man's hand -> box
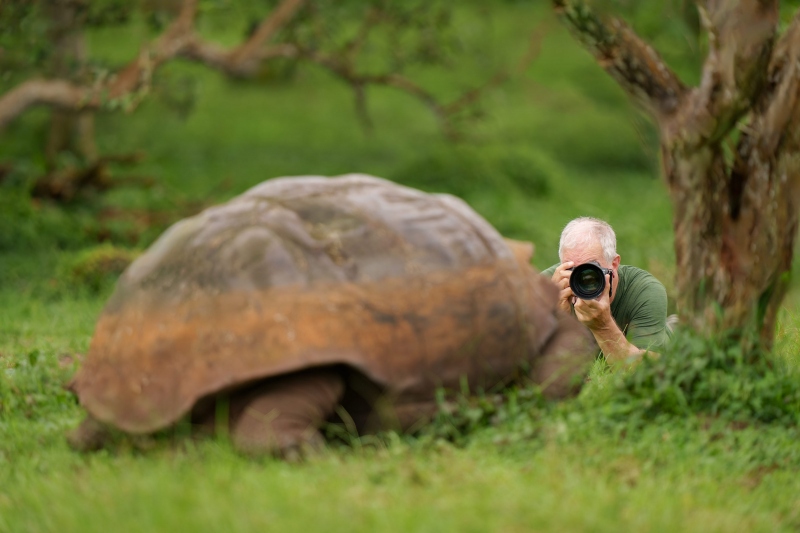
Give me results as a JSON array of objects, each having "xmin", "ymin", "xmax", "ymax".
[
  {"xmin": 550, "ymin": 261, "xmax": 576, "ymax": 314},
  {"xmin": 573, "ymin": 273, "xmax": 613, "ymax": 329}
]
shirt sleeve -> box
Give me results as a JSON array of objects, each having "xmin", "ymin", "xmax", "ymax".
[
  {"xmin": 624, "ymin": 279, "xmax": 671, "ymax": 351},
  {"xmin": 541, "ymin": 264, "xmax": 558, "ymax": 278}
]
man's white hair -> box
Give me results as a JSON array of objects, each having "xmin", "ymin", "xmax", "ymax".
[{"xmin": 558, "ymin": 217, "xmax": 617, "ymax": 264}]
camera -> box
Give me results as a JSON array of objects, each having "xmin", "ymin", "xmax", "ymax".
[{"xmin": 567, "ymin": 261, "xmax": 614, "ymax": 300}]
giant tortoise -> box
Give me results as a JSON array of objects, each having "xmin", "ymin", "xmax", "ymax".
[{"xmin": 68, "ymin": 174, "xmax": 596, "ymax": 456}]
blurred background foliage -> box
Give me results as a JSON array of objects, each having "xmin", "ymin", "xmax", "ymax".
[{"xmin": 1, "ymin": 0, "xmax": 798, "ymax": 308}]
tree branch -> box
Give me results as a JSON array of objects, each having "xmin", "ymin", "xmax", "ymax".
[
  {"xmin": 107, "ymin": 0, "xmax": 201, "ymax": 99},
  {"xmin": 686, "ymin": 0, "xmax": 778, "ymax": 143},
  {"xmin": 0, "ymin": 80, "xmax": 91, "ymax": 129},
  {"xmin": 752, "ymin": 10, "xmax": 800, "ymax": 155},
  {"xmin": 726, "ymin": 10, "xmax": 800, "ymax": 221},
  {"xmin": 552, "ymin": 0, "xmax": 686, "ymax": 120},
  {"xmin": 0, "ymin": 0, "xmax": 514, "ymax": 139},
  {"xmin": 213, "ymin": 0, "xmax": 306, "ymax": 76},
  {"xmin": 289, "ymin": 26, "xmax": 544, "ymax": 139},
  {"xmin": 0, "ymin": 0, "xmax": 305, "ymax": 130}
]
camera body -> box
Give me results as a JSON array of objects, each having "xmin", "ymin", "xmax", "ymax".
[{"xmin": 566, "ymin": 261, "xmax": 614, "ymax": 300}]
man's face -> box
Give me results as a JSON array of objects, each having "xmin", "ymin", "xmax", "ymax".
[{"xmin": 561, "ymin": 243, "xmax": 621, "ymax": 300}]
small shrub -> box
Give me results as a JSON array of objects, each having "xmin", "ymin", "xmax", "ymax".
[
  {"xmin": 0, "ymin": 183, "xmax": 90, "ymax": 251},
  {"xmin": 421, "ymin": 384, "xmax": 547, "ymax": 446},
  {"xmin": 0, "ymin": 348, "xmax": 77, "ymax": 420},
  {"xmin": 584, "ymin": 329, "xmax": 800, "ymax": 427},
  {"xmin": 59, "ymin": 244, "xmax": 139, "ymax": 292},
  {"xmin": 413, "ymin": 328, "xmax": 800, "ymax": 453}
]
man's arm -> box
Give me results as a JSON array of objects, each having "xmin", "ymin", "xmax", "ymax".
[
  {"xmin": 571, "ymin": 275, "xmax": 646, "ymax": 364},
  {"xmin": 584, "ymin": 276, "xmax": 671, "ymax": 364}
]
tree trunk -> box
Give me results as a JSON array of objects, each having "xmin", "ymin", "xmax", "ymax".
[
  {"xmin": 43, "ymin": 0, "xmax": 97, "ymax": 170},
  {"xmin": 663, "ymin": 131, "xmax": 799, "ymax": 350},
  {"xmin": 554, "ymin": 0, "xmax": 800, "ymax": 351}
]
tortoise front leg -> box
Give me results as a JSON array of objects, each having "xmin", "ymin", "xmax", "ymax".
[
  {"xmin": 532, "ymin": 311, "xmax": 597, "ymax": 399},
  {"xmin": 228, "ymin": 367, "xmax": 345, "ymax": 459},
  {"xmin": 67, "ymin": 415, "xmax": 111, "ymax": 452}
]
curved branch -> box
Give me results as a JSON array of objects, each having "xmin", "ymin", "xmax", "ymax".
[
  {"xmin": 107, "ymin": 0, "xmax": 200, "ymax": 99},
  {"xmin": 292, "ymin": 30, "xmax": 541, "ymax": 140},
  {"xmin": 553, "ymin": 0, "xmax": 779, "ymax": 149},
  {"xmin": 0, "ymin": 0, "xmax": 306, "ymax": 130},
  {"xmin": 226, "ymin": 0, "xmax": 305, "ymax": 73},
  {"xmin": 552, "ymin": 0, "xmax": 686, "ymax": 120},
  {"xmin": 0, "ymin": 0, "xmax": 509, "ymax": 140},
  {"xmin": 0, "ymin": 80, "xmax": 95, "ymax": 129},
  {"xmin": 180, "ymin": 41, "xmax": 299, "ymax": 76}
]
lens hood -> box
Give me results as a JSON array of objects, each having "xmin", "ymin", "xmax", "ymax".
[{"xmin": 569, "ymin": 261, "xmax": 607, "ymax": 300}]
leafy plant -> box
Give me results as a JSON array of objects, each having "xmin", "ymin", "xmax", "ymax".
[
  {"xmin": 0, "ymin": 181, "xmax": 91, "ymax": 251},
  {"xmin": 59, "ymin": 244, "xmax": 139, "ymax": 293},
  {"xmin": 419, "ymin": 383, "xmax": 547, "ymax": 447},
  {"xmin": 582, "ymin": 329, "xmax": 800, "ymax": 427}
]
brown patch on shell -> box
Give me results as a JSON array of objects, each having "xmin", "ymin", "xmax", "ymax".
[{"xmin": 72, "ymin": 260, "xmax": 559, "ymax": 433}]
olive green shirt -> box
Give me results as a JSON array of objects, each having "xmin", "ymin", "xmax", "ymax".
[{"xmin": 542, "ymin": 264, "xmax": 671, "ymax": 351}]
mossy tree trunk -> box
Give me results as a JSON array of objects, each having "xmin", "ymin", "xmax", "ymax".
[{"xmin": 554, "ymin": 0, "xmax": 800, "ymax": 351}]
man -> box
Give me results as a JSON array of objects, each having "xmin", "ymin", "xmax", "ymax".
[{"xmin": 543, "ymin": 217, "xmax": 672, "ymax": 364}]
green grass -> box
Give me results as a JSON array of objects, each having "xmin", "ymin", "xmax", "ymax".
[
  {"xmin": 3, "ymin": 432, "xmax": 800, "ymax": 533},
  {"xmin": 2, "ymin": 295, "xmax": 800, "ymax": 532},
  {"xmin": 2, "ymin": 2, "xmax": 800, "ymax": 531}
]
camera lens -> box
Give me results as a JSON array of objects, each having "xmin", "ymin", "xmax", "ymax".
[
  {"xmin": 578, "ymin": 269, "xmax": 602, "ymax": 292},
  {"xmin": 569, "ymin": 262, "xmax": 606, "ymax": 300}
]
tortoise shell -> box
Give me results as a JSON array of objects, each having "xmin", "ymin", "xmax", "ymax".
[{"xmin": 70, "ymin": 174, "xmax": 567, "ymax": 433}]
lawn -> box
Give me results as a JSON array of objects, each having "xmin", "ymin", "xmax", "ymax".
[{"xmin": 2, "ymin": 2, "xmax": 800, "ymax": 531}]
